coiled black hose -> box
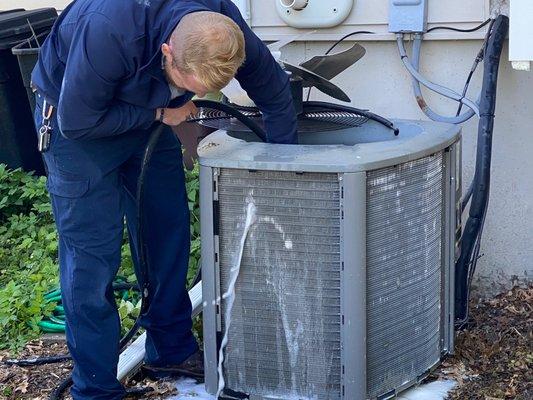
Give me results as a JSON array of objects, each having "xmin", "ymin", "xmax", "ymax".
[{"xmin": 455, "ymin": 15, "xmax": 508, "ymax": 324}]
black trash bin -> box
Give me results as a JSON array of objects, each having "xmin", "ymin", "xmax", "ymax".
[
  {"xmin": 12, "ymin": 31, "xmax": 49, "ymax": 116},
  {"xmin": 0, "ymin": 8, "xmax": 57, "ymax": 175}
]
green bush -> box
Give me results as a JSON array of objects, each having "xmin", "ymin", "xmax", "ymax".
[
  {"xmin": 0, "ymin": 164, "xmax": 202, "ymax": 352},
  {"xmin": 186, "ymin": 162, "xmax": 201, "ymax": 284},
  {"xmin": 0, "ymin": 166, "xmax": 58, "ymax": 351}
]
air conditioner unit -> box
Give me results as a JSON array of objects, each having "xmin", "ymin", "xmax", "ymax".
[{"xmin": 199, "ymin": 119, "xmax": 461, "ymax": 399}]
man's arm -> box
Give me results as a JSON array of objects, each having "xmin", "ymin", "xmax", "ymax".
[
  {"xmin": 222, "ymin": 1, "xmax": 298, "ymax": 144},
  {"xmin": 56, "ymin": 13, "xmax": 155, "ymax": 140}
]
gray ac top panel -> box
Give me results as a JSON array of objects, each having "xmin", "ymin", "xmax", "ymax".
[{"xmin": 198, "ymin": 119, "xmax": 461, "ymax": 173}]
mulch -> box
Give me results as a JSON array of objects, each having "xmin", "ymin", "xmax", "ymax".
[
  {"xmin": 0, "ymin": 286, "xmax": 531, "ymax": 399},
  {"xmin": 0, "ymin": 340, "xmax": 72, "ymax": 399},
  {"xmin": 0, "ymin": 340, "xmax": 178, "ymax": 400},
  {"xmin": 435, "ymin": 285, "xmax": 532, "ymax": 399}
]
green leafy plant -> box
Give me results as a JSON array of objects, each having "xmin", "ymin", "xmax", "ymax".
[
  {"xmin": 0, "ymin": 167, "xmax": 58, "ymax": 350},
  {"xmin": 0, "ymin": 163, "xmax": 203, "ymax": 351},
  {"xmin": 186, "ymin": 162, "xmax": 201, "ymax": 287},
  {"xmin": 0, "ymin": 164, "xmax": 51, "ymax": 222}
]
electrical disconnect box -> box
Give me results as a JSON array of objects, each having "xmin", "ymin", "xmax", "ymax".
[{"xmin": 389, "ymin": 0, "xmax": 428, "ymax": 33}]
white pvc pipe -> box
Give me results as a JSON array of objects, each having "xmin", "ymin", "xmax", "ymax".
[
  {"xmin": 117, "ymin": 281, "xmax": 204, "ymax": 381},
  {"xmin": 279, "ymin": 0, "xmax": 309, "ymax": 11}
]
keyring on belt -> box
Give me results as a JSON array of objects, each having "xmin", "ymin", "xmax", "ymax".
[{"xmin": 38, "ymin": 99, "xmax": 54, "ymax": 153}]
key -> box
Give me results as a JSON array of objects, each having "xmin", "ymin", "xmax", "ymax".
[{"xmin": 38, "ymin": 125, "xmax": 51, "ymax": 153}]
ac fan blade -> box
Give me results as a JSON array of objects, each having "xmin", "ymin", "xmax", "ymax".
[
  {"xmin": 300, "ymin": 44, "xmax": 366, "ymax": 80},
  {"xmin": 282, "ymin": 61, "xmax": 351, "ymax": 103}
]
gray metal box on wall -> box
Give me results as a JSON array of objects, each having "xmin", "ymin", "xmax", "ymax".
[
  {"xmin": 389, "ymin": 0, "xmax": 429, "ymax": 33},
  {"xmin": 199, "ymin": 119, "xmax": 461, "ymax": 399}
]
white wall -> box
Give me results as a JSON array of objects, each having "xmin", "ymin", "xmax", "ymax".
[
  {"xmin": 1, "ymin": 0, "xmax": 530, "ymax": 293},
  {"xmin": 252, "ymin": 0, "xmax": 491, "ymax": 41}
]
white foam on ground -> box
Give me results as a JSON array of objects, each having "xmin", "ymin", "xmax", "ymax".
[
  {"xmin": 169, "ymin": 378, "xmax": 214, "ymax": 399},
  {"xmin": 398, "ymin": 380, "xmax": 457, "ymax": 400},
  {"xmin": 170, "ymin": 379, "xmax": 456, "ymax": 400}
]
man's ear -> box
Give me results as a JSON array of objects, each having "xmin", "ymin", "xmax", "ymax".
[{"xmin": 161, "ymin": 43, "xmax": 172, "ymax": 58}]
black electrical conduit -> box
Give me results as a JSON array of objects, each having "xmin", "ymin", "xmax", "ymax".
[{"xmin": 455, "ymin": 15, "xmax": 508, "ymax": 324}]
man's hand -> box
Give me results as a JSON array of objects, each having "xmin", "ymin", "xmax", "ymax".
[{"xmin": 156, "ymin": 101, "xmax": 198, "ymax": 126}]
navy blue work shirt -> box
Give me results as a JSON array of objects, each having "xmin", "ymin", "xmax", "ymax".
[{"xmin": 31, "ymin": 0, "xmax": 297, "ymax": 144}]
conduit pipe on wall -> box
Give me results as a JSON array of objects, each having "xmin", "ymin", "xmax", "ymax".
[{"xmin": 455, "ymin": 15, "xmax": 509, "ymax": 323}]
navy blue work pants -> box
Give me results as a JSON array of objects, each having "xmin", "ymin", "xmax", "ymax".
[{"xmin": 34, "ymin": 93, "xmax": 198, "ymax": 399}]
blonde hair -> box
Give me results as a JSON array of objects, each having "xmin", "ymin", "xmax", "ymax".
[{"xmin": 170, "ymin": 12, "xmax": 246, "ymax": 92}]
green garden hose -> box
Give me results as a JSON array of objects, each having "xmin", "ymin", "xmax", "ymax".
[{"xmin": 37, "ymin": 277, "xmax": 140, "ymax": 333}]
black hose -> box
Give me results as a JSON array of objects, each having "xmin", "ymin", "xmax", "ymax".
[
  {"xmin": 119, "ymin": 319, "xmax": 143, "ymax": 350},
  {"xmin": 3, "ymin": 355, "xmax": 72, "ymax": 367},
  {"xmin": 49, "ymin": 378, "xmax": 153, "ymax": 400},
  {"xmin": 136, "ymin": 124, "xmax": 165, "ymax": 316},
  {"xmin": 49, "ymin": 377, "xmax": 73, "ymax": 400},
  {"xmin": 303, "ymin": 101, "xmax": 399, "ymax": 135},
  {"xmin": 455, "ymin": 15, "xmax": 508, "ymax": 324},
  {"xmin": 135, "ymin": 100, "xmax": 268, "ymax": 315},
  {"xmin": 193, "ymin": 100, "xmax": 268, "ymax": 142}
]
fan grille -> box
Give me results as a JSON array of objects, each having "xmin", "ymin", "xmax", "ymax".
[{"xmin": 192, "ymin": 108, "xmax": 369, "ymax": 133}]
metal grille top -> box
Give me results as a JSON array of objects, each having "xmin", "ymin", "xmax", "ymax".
[{"xmin": 192, "ymin": 108, "xmax": 369, "ymax": 133}]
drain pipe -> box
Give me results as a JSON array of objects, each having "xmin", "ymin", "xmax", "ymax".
[{"xmin": 455, "ymin": 15, "xmax": 509, "ymax": 323}]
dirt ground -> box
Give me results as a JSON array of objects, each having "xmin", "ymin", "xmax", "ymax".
[{"xmin": 0, "ymin": 285, "xmax": 531, "ymax": 400}]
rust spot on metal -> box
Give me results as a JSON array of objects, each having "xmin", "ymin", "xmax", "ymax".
[{"xmin": 416, "ymin": 96, "xmax": 428, "ymax": 111}]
